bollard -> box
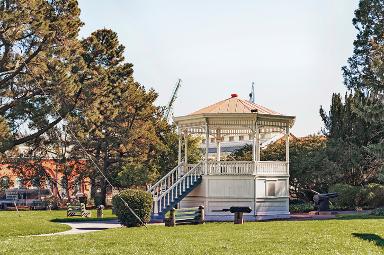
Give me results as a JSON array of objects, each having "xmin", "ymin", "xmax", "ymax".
[
  {"xmin": 165, "ymin": 208, "xmax": 176, "ymax": 227},
  {"xmin": 198, "ymin": 205, "xmax": 205, "ymax": 224},
  {"xmin": 97, "ymin": 205, "xmax": 104, "ymax": 219},
  {"xmin": 234, "ymin": 212, "xmax": 244, "ymax": 224}
]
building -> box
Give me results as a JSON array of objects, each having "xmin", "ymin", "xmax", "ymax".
[
  {"xmin": 148, "ymin": 93, "xmax": 295, "ymax": 221},
  {"xmin": 0, "ymin": 159, "xmax": 91, "ymax": 207}
]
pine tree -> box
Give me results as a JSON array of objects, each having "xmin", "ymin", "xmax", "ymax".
[
  {"xmin": 342, "ymin": 0, "xmax": 384, "ymax": 164},
  {"xmin": 69, "ymin": 29, "xmax": 163, "ymax": 205},
  {"xmin": 0, "ymin": 0, "xmax": 86, "ymax": 153}
]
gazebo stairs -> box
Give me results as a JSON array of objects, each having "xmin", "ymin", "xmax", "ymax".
[{"xmin": 148, "ymin": 162, "xmax": 203, "ymax": 221}]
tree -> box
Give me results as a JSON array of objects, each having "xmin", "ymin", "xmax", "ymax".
[
  {"xmin": 0, "ymin": 0, "xmax": 87, "ymax": 153},
  {"xmin": 342, "ymin": 0, "xmax": 384, "ymax": 167},
  {"xmin": 320, "ymin": 92, "xmax": 382, "ymax": 185},
  {"xmin": 68, "ymin": 29, "xmax": 164, "ymax": 205}
]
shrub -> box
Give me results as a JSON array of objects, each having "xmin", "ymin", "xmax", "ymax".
[
  {"xmin": 356, "ymin": 183, "xmax": 384, "ymax": 209},
  {"xmin": 329, "ymin": 184, "xmax": 360, "ymax": 209},
  {"xmin": 370, "ymin": 207, "xmax": 384, "ymax": 216},
  {"xmin": 112, "ymin": 189, "xmax": 152, "ymax": 227},
  {"xmin": 289, "ymin": 202, "xmax": 314, "ymax": 213},
  {"xmin": 43, "ymin": 196, "xmax": 60, "ymax": 210}
]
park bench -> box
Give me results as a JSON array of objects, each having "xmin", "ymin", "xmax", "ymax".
[
  {"xmin": 165, "ymin": 206, "xmax": 204, "ymax": 227},
  {"xmin": 66, "ymin": 203, "xmax": 91, "ymax": 218}
]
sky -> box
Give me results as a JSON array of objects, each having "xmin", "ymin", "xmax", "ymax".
[{"xmin": 78, "ymin": 0, "xmax": 360, "ymax": 136}]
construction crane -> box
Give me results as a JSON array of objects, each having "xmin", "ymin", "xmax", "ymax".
[
  {"xmin": 165, "ymin": 78, "xmax": 182, "ymax": 122},
  {"xmin": 249, "ymin": 82, "xmax": 255, "ymax": 103}
]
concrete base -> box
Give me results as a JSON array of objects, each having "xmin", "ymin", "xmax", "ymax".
[{"xmin": 205, "ymin": 213, "xmax": 290, "ymax": 222}]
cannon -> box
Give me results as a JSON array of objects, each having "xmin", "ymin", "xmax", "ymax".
[
  {"xmin": 214, "ymin": 206, "xmax": 252, "ymax": 224},
  {"xmin": 313, "ymin": 193, "xmax": 338, "ymax": 211}
]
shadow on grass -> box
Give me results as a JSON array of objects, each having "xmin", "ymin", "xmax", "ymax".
[
  {"xmin": 353, "ymin": 233, "xmax": 384, "ymax": 248},
  {"xmin": 51, "ymin": 217, "xmax": 117, "ymax": 223}
]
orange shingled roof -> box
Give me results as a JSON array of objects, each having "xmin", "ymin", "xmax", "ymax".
[{"xmin": 190, "ymin": 94, "xmax": 281, "ymax": 115}]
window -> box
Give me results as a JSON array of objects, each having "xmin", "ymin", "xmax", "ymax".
[
  {"xmin": 210, "ymin": 138, "xmax": 215, "ymax": 143},
  {"xmin": 266, "ymin": 181, "xmax": 276, "ymax": 197},
  {"xmin": 239, "ymin": 136, "xmax": 244, "ymax": 141},
  {"xmin": 202, "ymin": 139, "xmax": 206, "ymax": 144},
  {"xmin": 249, "ymin": 134, "xmax": 253, "ymax": 140},
  {"xmin": 229, "ymin": 136, "xmax": 234, "ymax": 142}
]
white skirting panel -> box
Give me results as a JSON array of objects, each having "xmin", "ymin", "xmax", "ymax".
[{"xmin": 180, "ymin": 174, "xmax": 290, "ymax": 221}]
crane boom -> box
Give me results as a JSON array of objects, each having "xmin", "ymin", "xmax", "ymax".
[{"xmin": 165, "ymin": 78, "xmax": 182, "ymax": 121}]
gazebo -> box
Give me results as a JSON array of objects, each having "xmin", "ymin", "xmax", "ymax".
[{"xmin": 148, "ymin": 93, "xmax": 295, "ymax": 221}]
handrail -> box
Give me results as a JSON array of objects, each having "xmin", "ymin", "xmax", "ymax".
[
  {"xmin": 147, "ymin": 163, "xmax": 183, "ymax": 194},
  {"xmin": 157, "ymin": 162, "xmax": 203, "ymax": 201}
]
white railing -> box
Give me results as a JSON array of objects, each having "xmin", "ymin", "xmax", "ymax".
[
  {"xmin": 148, "ymin": 163, "xmax": 183, "ymax": 197},
  {"xmin": 207, "ymin": 161, "xmax": 254, "ymax": 175},
  {"xmin": 205, "ymin": 161, "xmax": 288, "ymax": 176},
  {"xmin": 155, "ymin": 162, "xmax": 204, "ymax": 214},
  {"xmin": 256, "ymin": 161, "xmax": 288, "ymax": 175}
]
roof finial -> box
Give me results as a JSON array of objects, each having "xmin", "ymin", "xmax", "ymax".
[{"xmin": 231, "ymin": 93, "xmax": 238, "ymax": 98}]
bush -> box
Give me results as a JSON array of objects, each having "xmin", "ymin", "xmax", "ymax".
[
  {"xmin": 112, "ymin": 189, "xmax": 152, "ymax": 227},
  {"xmin": 289, "ymin": 202, "xmax": 314, "ymax": 213},
  {"xmin": 329, "ymin": 184, "xmax": 360, "ymax": 209},
  {"xmin": 370, "ymin": 207, "xmax": 384, "ymax": 216},
  {"xmin": 355, "ymin": 183, "xmax": 384, "ymax": 209}
]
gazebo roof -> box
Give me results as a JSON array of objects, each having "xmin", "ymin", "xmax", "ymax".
[
  {"xmin": 190, "ymin": 94, "xmax": 280, "ymax": 116},
  {"xmin": 174, "ymin": 93, "xmax": 295, "ymax": 132}
]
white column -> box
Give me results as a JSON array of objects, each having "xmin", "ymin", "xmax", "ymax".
[
  {"xmin": 216, "ymin": 129, "xmax": 221, "ymax": 161},
  {"xmin": 184, "ymin": 130, "xmax": 188, "ymax": 166},
  {"xmin": 178, "ymin": 129, "xmax": 182, "ymax": 165},
  {"xmin": 255, "ymin": 124, "xmax": 260, "ymax": 161},
  {"xmin": 285, "ymin": 126, "xmax": 290, "ymax": 162},
  {"xmin": 252, "ymin": 132, "xmax": 256, "ymax": 162},
  {"xmin": 205, "ymin": 123, "xmax": 209, "ymax": 175}
]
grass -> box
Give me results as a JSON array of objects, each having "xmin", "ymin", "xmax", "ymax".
[{"xmin": 1, "ymin": 211, "xmax": 384, "ymax": 254}]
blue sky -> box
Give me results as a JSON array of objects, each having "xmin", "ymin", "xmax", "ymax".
[{"xmin": 78, "ymin": 0, "xmax": 360, "ymax": 136}]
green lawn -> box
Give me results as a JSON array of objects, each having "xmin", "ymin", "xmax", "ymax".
[{"xmin": 1, "ymin": 211, "xmax": 384, "ymax": 254}]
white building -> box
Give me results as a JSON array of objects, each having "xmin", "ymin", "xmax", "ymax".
[{"xmin": 149, "ymin": 93, "xmax": 295, "ymax": 221}]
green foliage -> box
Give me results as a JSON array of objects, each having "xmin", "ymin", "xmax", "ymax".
[
  {"xmin": 230, "ymin": 135, "xmax": 333, "ymax": 200},
  {"xmin": 341, "ymin": 0, "xmax": 384, "ymax": 174},
  {"xmin": 370, "ymin": 207, "xmax": 384, "ymax": 216},
  {"xmin": 0, "ymin": 0, "xmax": 86, "ymax": 153},
  {"xmin": 355, "ymin": 183, "xmax": 384, "ymax": 209},
  {"xmin": 329, "ymin": 184, "xmax": 360, "ymax": 209},
  {"xmin": 112, "ymin": 189, "xmax": 152, "ymax": 227},
  {"xmin": 320, "ymin": 93, "xmax": 382, "ymax": 186},
  {"xmin": 289, "ymin": 202, "xmax": 314, "ymax": 213}
]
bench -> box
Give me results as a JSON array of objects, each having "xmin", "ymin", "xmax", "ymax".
[
  {"xmin": 165, "ymin": 206, "xmax": 204, "ymax": 227},
  {"xmin": 66, "ymin": 203, "xmax": 91, "ymax": 218}
]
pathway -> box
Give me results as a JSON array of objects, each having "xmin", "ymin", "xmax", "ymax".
[{"xmin": 35, "ymin": 220, "xmax": 122, "ymax": 236}]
